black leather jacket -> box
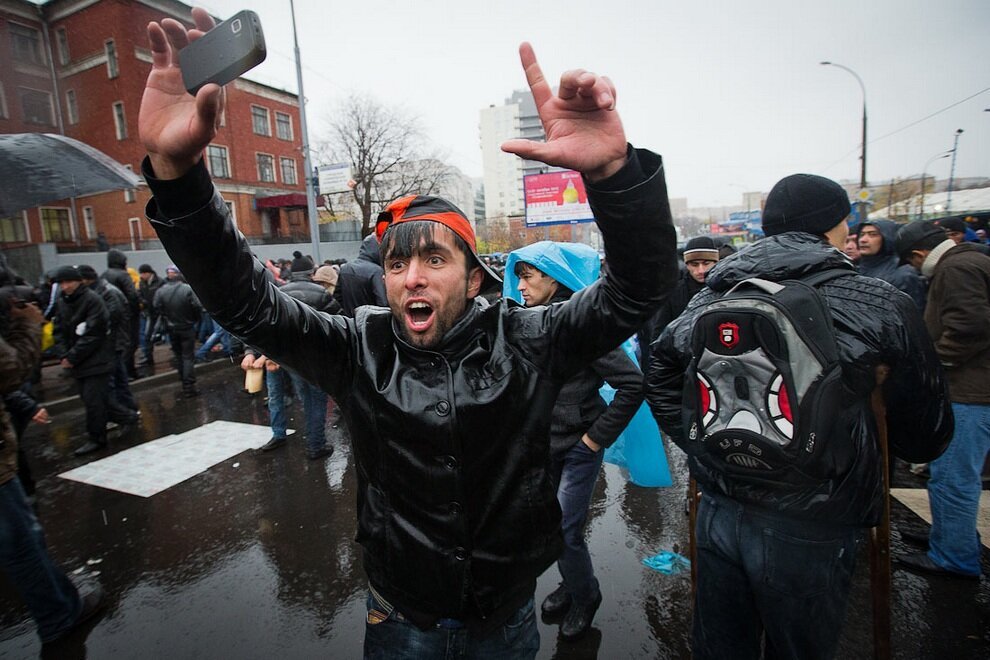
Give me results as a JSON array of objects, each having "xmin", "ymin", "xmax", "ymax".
[
  {"xmin": 333, "ymin": 233, "xmax": 388, "ymax": 316},
  {"xmin": 153, "ymin": 279, "xmax": 202, "ymax": 331},
  {"xmin": 647, "ymin": 232, "xmax": 953, "ymax": 527},
  {"xmin": 280, "ymin": 276, "xmax": 340, "ymax": 315},
  {"xmin": 145, "ymin": 148, "xmax": 677, "ymax": 628},
  {"xmin": 90, "ymin": 279, "xmax": 130, "ymax": 353}
]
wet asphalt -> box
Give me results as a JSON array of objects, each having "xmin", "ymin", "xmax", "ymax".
[{"xmin": 1, "ymin": 363, "xmax": 988, "ymax": 659}]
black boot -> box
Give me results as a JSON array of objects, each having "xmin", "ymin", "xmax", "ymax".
[
  {"xmin": 74, "ymin": 440, "xmax": 107, "ymax": 457},
  {"xmin": 560, "ymin": 592, "xmax": 602, "ymax": 640},
  {"xmin": 541, "ymin": 583, "xmax": 572, "ymax": 618}
]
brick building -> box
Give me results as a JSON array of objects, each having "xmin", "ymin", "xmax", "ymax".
[{"xmin": 0, "ymin": 0, "xmax": 309, "ymax": 252}]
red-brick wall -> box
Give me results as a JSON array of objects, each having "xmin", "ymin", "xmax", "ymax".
[{"xmin": 1, "ymin": 0, "xmax": 306, "ymax": 250}]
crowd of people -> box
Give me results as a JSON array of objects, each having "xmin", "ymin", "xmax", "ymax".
[{"xmin": 0, "ymin": 7, "xmax": 986, "ymax": 657}]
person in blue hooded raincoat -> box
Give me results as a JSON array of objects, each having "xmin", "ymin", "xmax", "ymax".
[{"xmin": 503, "ymin": 241, "xmax": 643, "ymax": 640}]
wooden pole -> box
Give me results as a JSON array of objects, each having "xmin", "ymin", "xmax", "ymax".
[{"xmin": 869, "ymin": 376, "xmax": 892, "ymax": 660}]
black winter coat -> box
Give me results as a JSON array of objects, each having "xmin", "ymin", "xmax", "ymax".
[
  {"xmin": 145, "ymin": 148, "xmax": 677, "ymax": 629},
  {"xmin": 55, "ymin": 287, "xmax": 113, "ymax": 378},
  {"xmin": 647, "ymin": 232, "xmax": 953, "ymax": 527},
  {"xmin": 102, "ymin": 254, "xmax": 140, "ymax": 315},
  {"xmin": 333, "ymin": 233, "xmax": 387, "ymax": 315},
  {"xmin": 547, "ymin": 290, "xmax": 644, "ymax": 456},
  {"xmin": 280, "ymin": 276, "xmax": 341, "ymax": 314}
]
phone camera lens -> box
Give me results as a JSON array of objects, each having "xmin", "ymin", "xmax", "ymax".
[{"xmin": 231, "ymin": 18, "xmax": 242, "ymax": 33}]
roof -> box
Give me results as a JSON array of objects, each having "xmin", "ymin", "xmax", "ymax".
[{"xmin": 869, "ymin": 186, "xmax": 990, "ymax": 219}]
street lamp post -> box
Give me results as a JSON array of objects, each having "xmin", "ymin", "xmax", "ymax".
[
  {"xmin": 946, "ymin": 129, "xmax": 964, "ymax": 216},
  {"xmin": 821, "ymin": 61, "xmax": 867, "ymax": 220},
  {"xmin": 290, "ymin": 0, "xmax": 321, "ymax": 263},
  {"xmin": 918, "ymin": 151, "xmax": 950, "ymax": 221}
]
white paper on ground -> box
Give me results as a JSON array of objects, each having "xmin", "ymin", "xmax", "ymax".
[{"xmin": 58, "ymin": 421, "xmax": 291, "ymax": 498}]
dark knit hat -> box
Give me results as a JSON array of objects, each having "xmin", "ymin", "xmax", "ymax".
[
  {"xmin": 53, "ymin": 265, "xmax": 82, "ymax": 282},
  {"xmin": 762, "ymin": 174, "xmax": 851, "ymax": 237},
  {"xmin": 290, "ymin": 254, "xmax": 314, "ymax": 274},
  {"xmin": 934, "ymin": 217, "xmax": 966, "ymax": 234},
  {"xmin": 77, "ymin": 264, "xmax": 99, "ymax": 281},
  {"xmin": 138, "ymin": 263, "xmax": 154, "ymax": 274},
  {"xmin": 895, "ymin": 222, "xmax": 946, "ymax": 264},
  {"xmin": 683, "ymin": 236, "xmax": 720, "ymax": 262}
]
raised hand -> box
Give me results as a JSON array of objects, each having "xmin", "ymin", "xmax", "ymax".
[
  {"xmin": 140, "ymin": 7, "xmax": 224, "ymax": 179},
  {"xmin": 501, "ymin": 43, "xmax": 628, "ymax": 182}
]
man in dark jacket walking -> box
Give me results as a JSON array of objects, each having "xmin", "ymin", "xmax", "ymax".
[
  {"xmin": 52, "ymin": 266, "xmax": 117, "ymax": 456},
  {"xmin": 78, "ymin": 266, "xmax": 139, "ymax": 423},
  {"xmin": 857, "ymin": 219, "xmax": 927, "ymax": 311},
  {"xmin": 253, "ymin": 254, "xmax": 338, "ymax": 460},
  {"xmin": 647, "ymin": 174, "xmax": 953, "ymax": 659},
  {"xmin": 505, "ymin": 242, "xmax": 644, "ymax": 640},
  {"xmin": 139, "ymin": 12, "xmax": 676, "ymax": 656},
  {"xmin": 896, "ymin": 222, "xmax": 990, "ymax": 580},
  {"xmin": 137, "ymin": 264, "xmax": 163, "ymax": 371},
  {"xmin": 333, "ymin": 233, "xmax": 387, "ymax": 315},
  {"xmin": 102, "ymin": 250, "xmax": 141, "ymax": 379},
  {"xmin": 153, "ymin": 266, "xmax": 202, "ymax": 398}
]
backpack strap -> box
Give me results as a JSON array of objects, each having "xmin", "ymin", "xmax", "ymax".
[{"xmin": 800, "ymin": 268, "xmax": 854, "ymax": 288}]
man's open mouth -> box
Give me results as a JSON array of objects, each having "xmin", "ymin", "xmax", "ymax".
[{"xmin": 405, "ymin": 300, "xmax": 435, "ymax": 332}]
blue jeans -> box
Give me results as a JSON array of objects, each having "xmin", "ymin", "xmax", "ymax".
[
  {"xmin": 692, "ymin": 491, "xmax": 858, "ymax": 660},
  {"xmin": 195, "ymin": 319, "xmax": 232, "ymax": 360},
  {"xmin": 267, "ymin": 368, "xmax": 328, "ymax": 452},
  {"xmin": 550, "ymin": 439, "xmax": 604, "ymax": 603},
  {"xmin": 266, "ymin": 369, "xmax": 290, "ymax": 439},
  {"xmin": 927, "ymin": 402, "xmax": 990, "ymax": 576},
  {"xmin": 363, "ymin": 590, "xmax": 539, "ymax": 660},
  {"xmin": 0, "ymin": 478, "xmax": 81, "ymax": 642}
]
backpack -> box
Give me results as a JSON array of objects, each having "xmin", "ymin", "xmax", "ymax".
[{"xmin": 681, "ymin": 270, "xmax": 852, "ymax": 486}]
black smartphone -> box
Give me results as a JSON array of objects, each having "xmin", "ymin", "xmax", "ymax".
[{"xmin": 179, "ymin": 10, "xmax": 267, "ymax": 95}]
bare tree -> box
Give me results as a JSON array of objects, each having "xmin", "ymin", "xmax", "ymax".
[{"xmin": 318, "ymin": 94, "xmax": 452, "ymax": 237}]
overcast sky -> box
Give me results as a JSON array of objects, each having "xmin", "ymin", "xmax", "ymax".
[{"xmin": 192, "ymin": 0, "xmax": 989, "ymax": 207}]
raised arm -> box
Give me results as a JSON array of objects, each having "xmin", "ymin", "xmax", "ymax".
[{"xmin": 501, "ymin": 43, "xmax": 627, "ymax": 182}]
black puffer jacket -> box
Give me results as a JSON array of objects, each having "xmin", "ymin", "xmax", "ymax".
[
  {"xmin": 333, "ymin": 233, "xmax": 387, "ymax": 315},
  {"xmin": 153, "ymin": 279, "xmax": 202, "ymax": 331},
  {"xmin": 145, "ymin": 148, "xmax": 677, "ymax": 628},
  {"xmin": 90, "ymin": 279, "xmax": 130, "ymax": 353},
  {"xmin": 647, "ymin": 232, "xmax": 953, "ymax": 527},
  {"xmin": 857, "ymin": 220, "xmax": 927, "ymax": 311},
  {"xmin": 54, "ymin": 286, "xmax": 113, "ymax": 378}
]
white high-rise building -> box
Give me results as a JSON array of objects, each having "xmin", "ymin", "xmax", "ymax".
[{"xmin": 479, "ymin": 91, "xmax": 546, "ymax": 220}]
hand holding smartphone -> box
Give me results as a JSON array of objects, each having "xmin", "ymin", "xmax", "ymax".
[{"xmin": 179, "ymin": 10, "xmax": 267, "ymax": 95}]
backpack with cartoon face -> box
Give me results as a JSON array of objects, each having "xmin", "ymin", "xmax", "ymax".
[{"xmin": 681, "ymin": 270, "xmax": 853, "ymax": 486}]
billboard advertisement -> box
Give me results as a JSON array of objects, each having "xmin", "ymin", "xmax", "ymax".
[
  {"xmin": 318, "ymin": 162, "xmax": 353, "ymax": 194},
  {"xmin": 523, "ymin": 170, "xmax": 595, "ymax": 227}
]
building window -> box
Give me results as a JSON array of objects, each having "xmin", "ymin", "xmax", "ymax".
[
  {"xmin": 123, "ymin": 164, "xmax": 136, "ymax": 203},
  {"xmin": 251, "ymin": 105, "xmax": 270, "ymax": 136},
  {"xmin": 207, "ymin": 145, "xmax": 230, "ymax": 178},
  {"xmin": 41, "ymin": 208, "xmax": 72, "ymax": 242},
  {"xmin": 56, "ymin": 28, "xmax": 70, "ymax": 65},
  {"xmin": 10, "ymin": 23, "xmax": 44, "ymax": 65},
  {"xmin": 256, "ymin": 153, "xmax": 275, "ymax": 182},
  {"xmin": 82, "ymin": 206, "xmax": 96, "ymax": 238},
  {"xmin": 0, "ymin": 215, "xmax": 28, "ymax": 243},
  {"xmin": 224, "ymin": 201, "xmax": 237, "ymax": 228},
  {"xmin": 275, "ymin": 112, "xmax": 293, "ymax": 140},
  {"xmin": 65, "ymin": 89, "xmax": 78, "ymax": 124},
  {"xmin": 113, "ymin": 102, "xmax": 127, "ymax": 139},
  {"xmin": 105, "ymin": 40, "xmax": 118, "ymax": 78},
  {"xmin": 280, "ymin": 157, "xmax": 297, "ymax": 185},
  {"xmin": 19, "ymin": 88, "xmax": 54, "ymax": 126}
]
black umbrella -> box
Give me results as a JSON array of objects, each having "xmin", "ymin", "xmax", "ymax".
[{"xmin": 0, "ymin": 133, "xmax": 141, "ymax": 216}]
